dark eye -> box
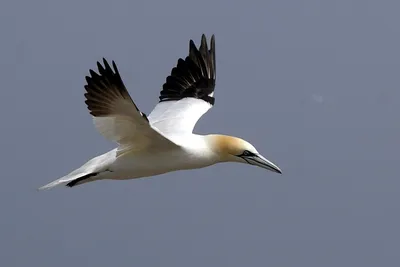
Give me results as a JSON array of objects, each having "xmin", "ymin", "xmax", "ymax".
[
  {"xmin": 237, "ymin": 150, "xmax": 254, "ymax": 157},
  {"xmin": 243, "ymin": 150, "xmax": 253, "ymax": 156}
]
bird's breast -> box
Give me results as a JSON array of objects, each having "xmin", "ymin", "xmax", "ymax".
[{"xmin": 111, "ymin": 148, "xmax": 217, "ymax": 179}]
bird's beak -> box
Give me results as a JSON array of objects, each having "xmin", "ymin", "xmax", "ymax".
[{"xmin": 243, "ymin": 154, "xmax": 282, "ymax": 174}]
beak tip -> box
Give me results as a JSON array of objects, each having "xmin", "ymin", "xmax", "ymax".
[{"xmin": 245, "ymin": 154, "xmax": 282, "ymax": 175}]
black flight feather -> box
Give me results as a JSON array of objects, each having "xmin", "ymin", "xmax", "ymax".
[{"xmin": 159, "ymin": 34, "xmax": 216, "ymax": 105}]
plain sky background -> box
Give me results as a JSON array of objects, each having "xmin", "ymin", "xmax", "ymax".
[{"xmin": 2, "ymin": 0, "xmax": 400, "ymax": 266}]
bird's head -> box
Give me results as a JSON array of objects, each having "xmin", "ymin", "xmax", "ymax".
[{"xmin": 206, "ymin": 134, "xmax": 282, "ymax": 174}]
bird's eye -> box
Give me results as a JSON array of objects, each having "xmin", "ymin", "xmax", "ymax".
[
  {"xmin": 243, "ymin": 150, "xmax": 252, "ymax": 156},
  {"xmin": 237, "ymin": 150, "xmax": 254, "ymax": 157}
]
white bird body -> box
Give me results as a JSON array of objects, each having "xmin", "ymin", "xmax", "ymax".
[
  {"xmin": 41, "ymin": 135, "xmax": 218, "ymax": 189},
  {"xmin": 39, "ymin": 34, "xmax": 281, "ymax": 190},
  {"xmin": 109, "ymin": 134, "xmax": 219, "ymax": 177}
]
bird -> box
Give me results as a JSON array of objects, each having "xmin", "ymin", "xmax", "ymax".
[{"xmin": 38, "ymin": 34, "xmax": 282, "ymax": 190}]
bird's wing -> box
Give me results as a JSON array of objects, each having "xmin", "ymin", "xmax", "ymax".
[
  {"xmin": 148, "ymin": 34, "xmax": 216, "ymax": 135},
  {"xmin": 84, "ymin": 58, "xmax": 179, "ymax": 156}
]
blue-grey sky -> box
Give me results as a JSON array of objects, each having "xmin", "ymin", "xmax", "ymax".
[{"xmin": 2, "ymin": 0, "xmax": 400, "ymax": 266}]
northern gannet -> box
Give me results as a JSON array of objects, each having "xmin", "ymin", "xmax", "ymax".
[{"xmin": 39, "ymin": 34, "xmax": 282, "ymax": 190}]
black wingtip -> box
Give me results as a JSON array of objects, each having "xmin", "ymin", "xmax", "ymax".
[
  {"xmin": 210, "ymin": 35, "xmax": 216, "ymax": 77},
  {"xmin": 160, "ymin": 34, "xmax": 216, "ymax": 105},
  {"xmin": 96, "ymin": 61, "xmax": 105, "ymax": 74},
  {"xmin": 189, "ymin": 39, "xmax": 196, "ymax": 52},
  {"xmin": 200, "ymin": 34, "xmax": 208, "ymax": 51},
  {"xmin": 112, "ymin": 60, "xmax": 119, "ymax": 74},
  {"xmin": 102, "ymin": 59, "xmax": 113, "ymax": 74}
]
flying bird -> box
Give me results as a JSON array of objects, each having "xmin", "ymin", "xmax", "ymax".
[{"xmin": 39, "ymin": 34, "xmax": 282, "ymax": 190}]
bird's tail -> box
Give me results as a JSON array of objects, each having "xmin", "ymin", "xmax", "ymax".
[
  {"xmin": 38, "ymin": 150, "xmax": 116, "ymax": 190},
  {"xmin": 38, "ymin": 172, "xmax": 99, "ymax": 190}
]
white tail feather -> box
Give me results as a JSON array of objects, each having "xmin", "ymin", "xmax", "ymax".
[{"xmin": 38, "ymin": 149, "xmax": 116, "ymax": 190}]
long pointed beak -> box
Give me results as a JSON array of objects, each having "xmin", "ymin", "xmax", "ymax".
[{"xmin": 246, "ymin": 154, "xmax": 282, "ymax": 174}]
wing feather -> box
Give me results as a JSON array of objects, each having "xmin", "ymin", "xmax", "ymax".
[
  {"xmin": 84, "ymin": 58, "xmax": 178, "ymax": 154},
  {"xmin": 149, "ymin": 98, "xmax": 211, "ymax": 135},
  {"xmin": 150, "ymin": 34, "xmax": 216, "ymax": 135}
]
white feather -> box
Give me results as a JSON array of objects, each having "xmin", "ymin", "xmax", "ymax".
[{"xmin": 148, "ymin": 98, "xmax": 212, "ymax": 135}]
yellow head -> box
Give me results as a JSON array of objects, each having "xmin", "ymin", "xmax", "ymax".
[{"xmin": 205, "ymin": 134, "xmax": 282, "ymax": 174}]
